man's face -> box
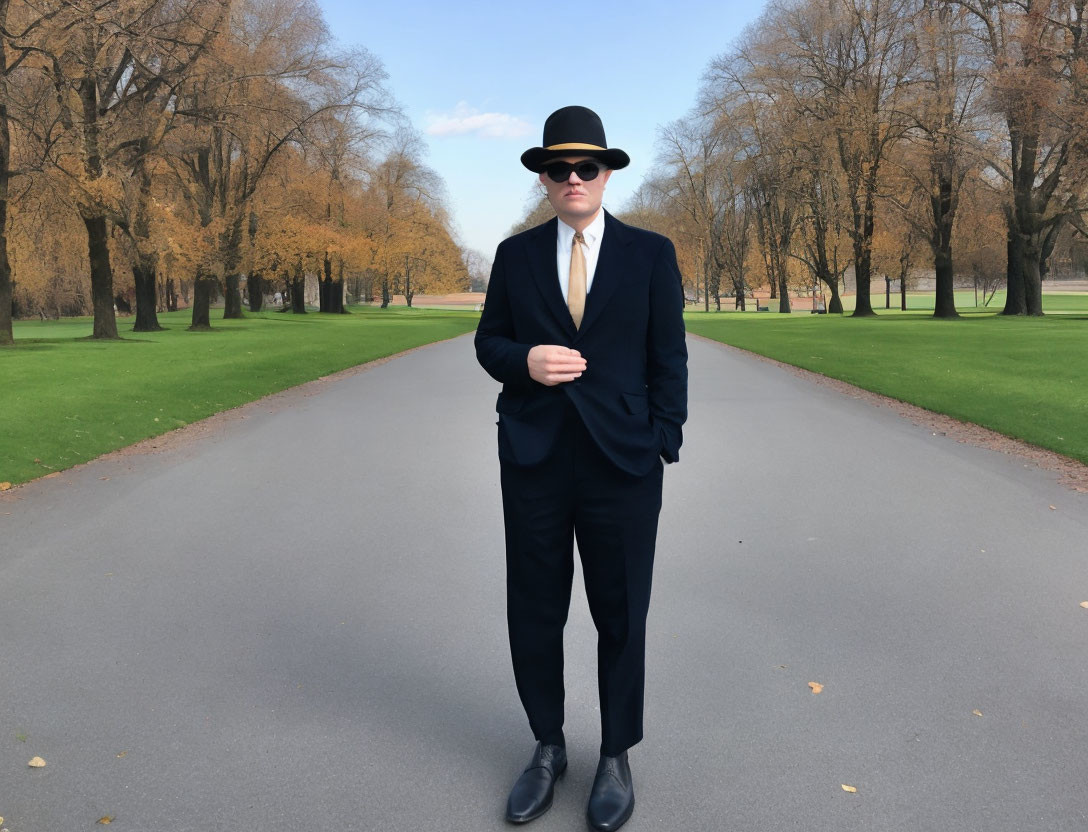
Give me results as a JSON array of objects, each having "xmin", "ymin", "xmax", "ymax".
[{"xmin": 538, "ymin": 155, "xmax": 612, "ymax": 228}]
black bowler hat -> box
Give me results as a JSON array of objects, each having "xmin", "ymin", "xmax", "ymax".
[{"xmin": 521, "ymin": 106, "xmax": 630, "ymax": 173}]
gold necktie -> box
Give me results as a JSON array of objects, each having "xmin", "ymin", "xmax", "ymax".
[{"xmin": 568, "ymin": 231, "xmax": 586, "ymax": 329}]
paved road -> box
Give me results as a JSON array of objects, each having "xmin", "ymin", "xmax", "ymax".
[{"xmin": 2, "ymin": 334, "xmax": 1087, "ymax": 832}]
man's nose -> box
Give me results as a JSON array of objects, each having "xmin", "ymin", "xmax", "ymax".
[{"xmin": 568, "ymin": 170, "xmax": 583, "ymax": 184}]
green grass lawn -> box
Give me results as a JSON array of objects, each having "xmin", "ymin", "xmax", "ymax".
[
  {"xmin": 0, "ymin": 306, "xmax": 478, "ymax": 486},
  {"xmin": 685, "ymin": 309, "xmax": 1088, "ymax": 466}
]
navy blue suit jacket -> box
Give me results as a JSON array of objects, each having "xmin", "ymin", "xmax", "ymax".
[{"xmin": 475, "ymin": 211, "xmax": 688, "ymax": 477}]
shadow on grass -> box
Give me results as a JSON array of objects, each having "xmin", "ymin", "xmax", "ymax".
[
  {"xmin": 2, "ymin": 340, "xmax": 62, "ymax": 350},
  {"xmin": 77, "ymin": 334, "xmax": 158, "ymax": 343}
]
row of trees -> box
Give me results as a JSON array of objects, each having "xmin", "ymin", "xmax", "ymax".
[
  {"xmin": 614, "ymin": 0, "xmax": 1088, "ymax": 317},
  {"xmin": 0, "ymin": 0, "xmax": 473, "ymax": 346}
]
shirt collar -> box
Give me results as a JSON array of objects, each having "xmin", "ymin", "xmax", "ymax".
[{"xmin": 558, "ymin": 209, "xmax": 606, "ymax": 248}]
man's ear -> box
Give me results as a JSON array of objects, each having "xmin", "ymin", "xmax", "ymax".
[
  {"xmin": 601, "ymin": 169, "xmax": 612, "ymax": 188},
  {"xmin": 538, "ymin": 172, "xmax": 548, "ymax": 186}
]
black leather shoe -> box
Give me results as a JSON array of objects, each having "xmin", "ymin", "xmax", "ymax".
[
  {"xmin": 505, "ymin": 742, "xmax": 567, "ymax": 824},
  {"xmin": 586, "ymin": 750, "xmax": 634, "ymax": 831}
]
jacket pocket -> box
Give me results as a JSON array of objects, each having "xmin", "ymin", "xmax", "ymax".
[
  {"xmin": 621, "ymin": 391, "xmax": 649, "ymax": 414},
  {"xmin": 496, "ymin": 392, "xmax": 526, "ymax": 415}
]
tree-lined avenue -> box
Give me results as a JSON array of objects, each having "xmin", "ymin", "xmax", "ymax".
[{"xmin": 1, "ymin": 335, "xmax": 1086, "ymax": 830}]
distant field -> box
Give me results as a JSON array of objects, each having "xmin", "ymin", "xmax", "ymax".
[
  {"xmin": 737, "ymin": 289, "xmax": 1088, "ymax": 314},
  {"xmin": 684, "ymin": 310, "xmax": 1088, "ymax": 466},
  {"xmin": 0, "ymin": 307, "xmax": 478, "ymax": 486}
]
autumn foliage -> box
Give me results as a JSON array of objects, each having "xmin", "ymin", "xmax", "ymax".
[{"xmin": 0, "ymin": 0, "xmax": 467, "ymax": 345}]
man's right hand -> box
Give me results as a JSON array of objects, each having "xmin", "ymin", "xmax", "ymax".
[{"xmin": 527, "ymin": 345, "xmax": 587, "ymax": 386}]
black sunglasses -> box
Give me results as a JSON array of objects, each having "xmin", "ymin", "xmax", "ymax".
[{"xmin": 543, "ymin": 161, "xmax": 605, "ymax": 183}]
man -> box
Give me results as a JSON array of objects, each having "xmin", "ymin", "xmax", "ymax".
[{"xmin": 475, "ymin": 105, "xmax": 687, "ymax": 831}]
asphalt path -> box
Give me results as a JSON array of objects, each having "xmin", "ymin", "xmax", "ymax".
[{"xmin": 2, "ymin": 333, "xmax": 1087, "ymax": 832}]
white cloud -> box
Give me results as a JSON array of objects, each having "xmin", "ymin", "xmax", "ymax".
[{"xmin": 425, "ymin": 102, "xmax": 534, "ymax": 139}]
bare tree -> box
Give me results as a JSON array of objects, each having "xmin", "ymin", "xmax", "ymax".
[{"xmin": 954, "ymin": 0, "xmax": 1088, "ymax": 316}]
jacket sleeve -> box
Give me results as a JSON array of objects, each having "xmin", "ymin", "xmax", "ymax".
[
  {"xmin": 475, "ymin": 239, "xmax": 534, "ymax": 391},
  {"xmin": 647, "ymin": 237, "xmax": 688, "ymax": 463}
]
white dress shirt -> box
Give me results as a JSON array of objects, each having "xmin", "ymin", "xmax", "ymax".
[{"xmin": 556, "ymin": 210, "xmax": 605, "ymax": 303}]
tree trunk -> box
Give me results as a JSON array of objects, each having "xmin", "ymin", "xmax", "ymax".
[
  {"xmin": 777, "ymin": 272, "xmax": 791, "ymax": 313},
  {"xmin": 319, "ymin": 254, "xmax": 333, "ymax": 312},
  {"xmin": 0, "ymin": 188, "xmax": 10, "ymax": 346},
  {"xmin": 827, "ymin": 281, "xmax": 843, "ymax": 314},
  {"xmin": 223, "ymin": 272, "xmax": 243, "ymax": 318},
  {"xmin": 381, "ymin": 277, "xmax": 390, "ymax": 308},
  {"xmin": 851, "ymin": 236, "xmax": 876, "ymax": 317},
  {"xmin": 818, "ymin": 272, "xmax": 844, "ymax": 314},
  {"xmin": 75, "ymin": 25, "xmax": 119, "ymax": 341},
  {"xmin": 333, "ymin": 259, "xmax": 347, "ymax": 313},
  {"xmin": 0, "ymin": 239, "xmax": 11, "ymax": 345},
  {"xmin": 1002, "ymin": 219, "xmax": 1027, "ymax": 316},
  {"xmin": 291, "ymin": 273, "xmax": 306, "ymax": 314},
  {"xmin": 84, "ymin": 214, "xmax": 119, "ymax": 338},
  {"xmin": 189, "ymin": 272, "xmax": 214, "ymax": 329},
  {"xmin": 0, "ymin": 38, "xmax": 12, "ymax": 346},
  {"xmin": 1022, "ymin": 245, "xmax": 1044, "ymax": 316},
  {"xmin": 932, "ymin": 247, "xmax": 958, "ymax": 318},
  {"xmin": 248, "ymin": 272, "xmax": 263, "ymax": 312},
  {"xmin": 132, "ymin": 259, "xmax": 163, "ymax": 331},
  {"xmin": 166, "ymin": 277, "xmax": 178, "ymax": 312}
]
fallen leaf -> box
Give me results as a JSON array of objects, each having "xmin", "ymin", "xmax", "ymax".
[
  {"xmin": 28, "ymin": 756, "xmax": 46, "ymax": 767},
  {"xmin": 1080, "ymin": 602, "xmax": 1088, "ymax": 609},
  {"xmin": 808, "ymin": 682, "xmax": 824, "ymax": 694},
  {"xmin": 972, "ymin": 709, "xmax": 983, "ymax": 717},
  {"xmin": 841, "ymin": 784, "xmax": 857, "ymax": 793},
  {"xmin": 116, "ymin": 751, "xmax": 127, "ymax": 758},
  {"xmin": 778, "ymin": 665, "xmax": 789, "ymax": 669},
  {"xmin": 0, "ymin": 482, "xmax": 11, "ymax": 491},
  {"xmin": 1049, "ymin": 505, "xmax": 1057, "ymax": 511},
  {"xmin": 97, "ymin": 816, "xmax": 114, "ymax": 825},
  {"xmin": 99, "ymin": 476, "xmax": 110, "ymax": 481}
]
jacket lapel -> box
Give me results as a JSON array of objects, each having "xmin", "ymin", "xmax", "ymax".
[
  {"xmin": 577, "ymin": 211, "xmax": 630, "ymax": 337},
  {"xmin": 526, "ymin": 217, "xmax": 577, "ymax": 338}
]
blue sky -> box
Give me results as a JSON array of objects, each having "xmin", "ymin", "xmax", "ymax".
[{"xmin": 315, "ymin": 0, "xmax": 765, "ymax": 258}]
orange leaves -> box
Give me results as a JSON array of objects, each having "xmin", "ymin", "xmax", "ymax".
[
  {"xmin": 808, "ymin": 681, "xmax": 824, "ymax": 694},
  {"xmin": 28, "ymin": 756, "xmax": 46, "ymax": 767}
]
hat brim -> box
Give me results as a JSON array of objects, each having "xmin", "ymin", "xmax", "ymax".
[{"xmin": 521, "ymin": 146, "xmax": 630, "ymax": 173}]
